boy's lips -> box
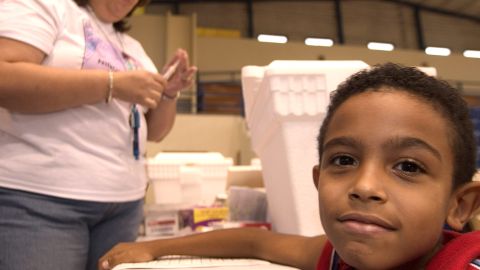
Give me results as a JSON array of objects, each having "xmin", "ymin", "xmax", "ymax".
[{"xmin": 338, "ymin": 213, "xmax": 397, "ymax": 234}]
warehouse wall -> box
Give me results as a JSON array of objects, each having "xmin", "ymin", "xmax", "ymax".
[{"xmin": 146, "ymin": 1, "xmax": 480, "ymax": 53}]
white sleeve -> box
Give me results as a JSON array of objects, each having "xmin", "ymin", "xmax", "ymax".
[{"xmin": 0, "ymin": 0, "xmax": 64, "ymax": 54}]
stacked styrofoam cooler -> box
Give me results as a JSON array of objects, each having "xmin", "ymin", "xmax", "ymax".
[
  {"xmin": 241, "ymin": 60, "xmax": 369, "ymax": 236},
  {"xmin": 147, "ymin": 152, "xmax": 234, "ymax": 206}
]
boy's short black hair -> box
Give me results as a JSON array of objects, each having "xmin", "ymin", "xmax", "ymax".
[{"xmin": 317, "ymin": 63, "xmax": 477, "ymax": 189}]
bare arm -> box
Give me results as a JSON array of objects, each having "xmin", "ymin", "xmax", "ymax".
[
  {"xmin": 0, "ymin": 38, "xmax": 167, "ymax": 114},
  {"xmin": 99, "ymin": 228, "xmax": 326, "ymax": 270},
  {"xmin": 146, "ymin": 49, "xmax": 197, "ymax": 141}
]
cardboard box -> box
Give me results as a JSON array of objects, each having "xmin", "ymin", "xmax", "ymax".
[{"xmin": 179, "ymin": 206, "xmax": 229, "ymax": 231}]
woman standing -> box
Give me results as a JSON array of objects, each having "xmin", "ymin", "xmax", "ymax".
[{"xmin": 0, "ymin": 0, "xmax": 196, "ymax": 269}]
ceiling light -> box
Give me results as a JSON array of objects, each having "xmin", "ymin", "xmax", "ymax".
[
  {"xmin": 257, "ymin": 34, "xmax": 287, "ymax": 44},
  {"xmin": 425, "ymin": 47, "xmax": 451, "ymax": 56},
  {"xmin": 367, "ymin": 42, "xmax": 394, "ymax": 51},
  {"xmin": 305, "ymin": 38, "xmax": 333, "ymax": 47},
  {"xmin": 463, "ymin": 50, "xmax": 480, "ymax": 59}
]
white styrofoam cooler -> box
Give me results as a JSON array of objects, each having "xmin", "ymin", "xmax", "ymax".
[
  {"xmin": 241, "ymin": 60, "xmax": 369, "ymax": 236},
  {"xmin": 148, "ymin": 152, "xmax": 233, "ymax": 206}
]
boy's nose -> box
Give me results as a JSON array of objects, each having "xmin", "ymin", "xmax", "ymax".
[{"xmin": 348, "ymin": 165, "xmax": 387, "ymax": 203}]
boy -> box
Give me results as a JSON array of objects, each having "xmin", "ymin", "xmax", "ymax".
[{"xmin": 99, "ymin": 63, "xmax": 480, "ymax": 270}]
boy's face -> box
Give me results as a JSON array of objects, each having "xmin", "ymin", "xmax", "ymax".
[{"xmin": 314, "ymin": 90, "xmax": 455, "ymax": 269}]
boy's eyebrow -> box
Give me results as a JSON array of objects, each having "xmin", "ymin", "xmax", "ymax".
[
  {"xmin": 322, "ymin": 136, "xmax": 442, "ymax": 161},
  {"xmin": 323, "ymin": 137, "xmax": 359, "ymax": 151},
  {"xmin": 384, "ymin": 136, "xmax": 442, "ymax": 161}
]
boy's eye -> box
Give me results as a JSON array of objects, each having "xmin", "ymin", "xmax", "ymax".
[
  {"xmin": 331, "ymin": 155, "xmax": 357, "ymax": 166},
  {"xmin": 394, "ymin": 160, "xmax": 425, "ymax": 174}
]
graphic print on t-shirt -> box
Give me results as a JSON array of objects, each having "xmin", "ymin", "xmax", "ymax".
[{"xmin": 82, "ymin": 21, "xmax": 140, "ymax": 71}]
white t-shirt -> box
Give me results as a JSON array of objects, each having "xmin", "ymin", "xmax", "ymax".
[{"xmin": 0, "ymin": 0, "xmax": 158, "ymax": 202}]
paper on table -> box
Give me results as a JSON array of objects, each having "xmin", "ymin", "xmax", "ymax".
[{"xmin": 112, "ymin": 255, "xmax": 298, "ymax": 270}]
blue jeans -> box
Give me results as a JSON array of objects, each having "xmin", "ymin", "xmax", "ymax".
[{"xmin": 0, "ymin": 187, "xmax": 144, "ymax": 270}]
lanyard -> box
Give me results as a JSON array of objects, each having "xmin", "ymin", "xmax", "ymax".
[
  {"xmin": 87, "ymin": 7, "xmax": 141, "ymax": 160},
  {"xmin": 130, "ymin": 104, "xmax": 140, "ymax": 160},
  {"xmin": 123, "ymin": 54, "xmax": 141, "ymax": 160}
]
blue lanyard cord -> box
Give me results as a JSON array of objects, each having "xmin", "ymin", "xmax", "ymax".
[
  {"xmin": 90, "ymin": 20, "xmax": 141, "ymax": 161},
  {"xmin": 130, "ymin": 105, "xmax": 140, "ymax": 160},
  {"xmin": 124, "ymin": 54, "xmax": 140, "ymax": 160}
]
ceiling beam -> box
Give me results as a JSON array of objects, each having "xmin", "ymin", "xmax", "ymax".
[
  {"xmin": 386, "ymin": 0, "xmax": 480, "ymax": 23},
  {"xmin": 149, "ymin": 0, "xmax": 480, "ymax": 24},
  {"xmin": 413, "ymin": 6, "xmax": 425, "ymax": 50},
  {"xmin": 334, "ymin": 0, "xmax": 344, "ymax": 44}
]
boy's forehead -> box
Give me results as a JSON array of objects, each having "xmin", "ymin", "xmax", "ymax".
[
  {"xmin": 329, "ymin": 89, "xmax": 443, "ymax": 123},
  {"xmin": 321, "ymin": 89, "xmax": 453, "ymax": 153},
  {"xmin": 325, "ymin": 90, "xmax": 452, "ymax": 145}
]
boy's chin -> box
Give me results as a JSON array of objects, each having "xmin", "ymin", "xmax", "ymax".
[
  {"xmin": 340, "ymin": 247, "xmax": 430, "ymax": 270},
  {"xmin": 342, "ymin": 254, "xmax": 405, "ymax": 270},
  {"xmin": 337, "ymin": 241, "xmax": 418, "ymax": 270}
]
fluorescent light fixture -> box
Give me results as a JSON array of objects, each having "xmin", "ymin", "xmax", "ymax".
[
  {"xmin": 425, "ymin": 46, "xmax": 451, "ymax": 56},
  {"xmin": 257, "ymin": 34, "xmax": 287, "ymax": 44},
  {"xmin": 305, "ymin": 38, "xmax": 334, "ymax": 47},
  {"xmin": 463, "ymin": 50, "xmax": 480, "ymax": 59},
  {"xmin": 367, "ymin": 42, "xmax": 394, "ymax": 51}
]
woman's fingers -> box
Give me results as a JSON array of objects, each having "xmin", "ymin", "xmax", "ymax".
[
  {"xmin": 112, "ymin": 71, "xmax": 167, "ymax": 108},
  {"xmin": 184, "ymin": 67, "xmax": 197, "ymax": 82}
]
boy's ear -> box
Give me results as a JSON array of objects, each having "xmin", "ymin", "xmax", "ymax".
[
  {"xmin": 312, "ymin": 165, "xmax": 320, "ymax": 190},
  {"xmin": 446, "ymin": 181, "xmax": 480, "ymax": 231}
]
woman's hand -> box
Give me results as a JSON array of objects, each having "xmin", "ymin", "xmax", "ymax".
[
  {"xmin": 111, "ymin": 48, "xmax": 196, "ymax": 109},
  {"xmin": 161, "ymin": 48, "xmax": 197, "ymax": 98},
  {"xmin": 98, "ymin": 241, "xmax": 157, "ymax": 270},
  {"xmin": 112, "ymin": 70, "xmax": 167, "ymax": 109}
]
